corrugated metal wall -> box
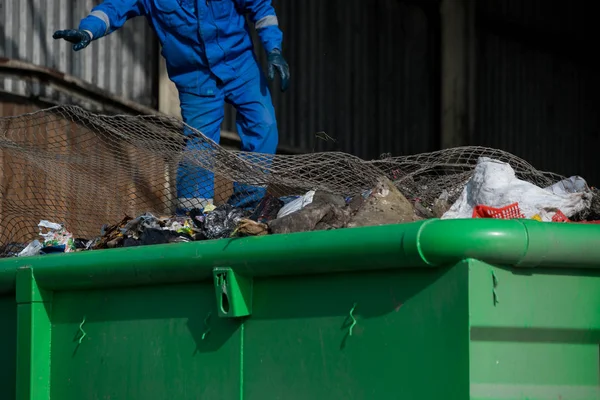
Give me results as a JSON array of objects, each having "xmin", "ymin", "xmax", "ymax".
[
  {"xmin": 472, "ymin": 0, "xmax": 599, "ymax": 184},
  {"xmin": 224, "ymin": 0, "xmax": 440, "ymax": 159},
  {"xmin": 0, "ymin": 0, "xmax": 158, "ymax": 108},
  {"xmin": 2, "ymin": 0, "xmax": 437, "ymax": 159}
]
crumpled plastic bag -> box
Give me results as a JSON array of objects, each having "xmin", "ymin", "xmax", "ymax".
[
  {"xmin": 442, "ymin": 157, "xmax": 593, "ymax": 221},
  {"xmin": 202, "ymin": 204, "xmax": 246, "ymax": 239},
  {"xmin": 17, "ymin": 240, "xmax": 43, "ymax": 257},
  {"xmin": 544, "ymin": 176, "xmax": 589, "ymax": 195}
]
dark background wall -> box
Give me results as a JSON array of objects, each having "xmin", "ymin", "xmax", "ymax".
[
  {"xmin": 1, "ymin": 0, "xmax": 598, "ymax": 185},
  {"xmin": 233, "ymin": 0, "xmax": 599, "ymax": 184},
  {"xmin": 473, "ymin": 0, "xmax": 598, "ymax": 183},
  {"xmin": 224, "ymin": 0, "xmax": 441, "ymax": 158}
]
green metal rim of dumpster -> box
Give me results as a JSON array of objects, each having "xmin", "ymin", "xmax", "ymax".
[{"xmin": 0, "ymin": 218, "xmax": 599, "ymax": 294}]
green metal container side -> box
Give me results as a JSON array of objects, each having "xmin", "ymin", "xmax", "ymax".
[
  {"xmin": 0, "ymin": 219, "xmax": 599, "ymax": 400},
  {"xmin": 468, "ymin": 259, "xmax": 600, "ymax": 400},
  {"xmin": 1, "ymin": 218, "xmax": 599, "ymax": 294}
]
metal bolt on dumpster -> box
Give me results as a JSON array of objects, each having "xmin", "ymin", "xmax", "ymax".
[{"xmin": 1, "ymin": 219, "xmax": 599, "ymax": 400}]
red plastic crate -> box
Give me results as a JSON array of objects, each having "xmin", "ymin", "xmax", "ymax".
[
  {"xmin": 472, "ymin": 203, "xmax": 525, "ymax": 219},
  {"xmin": 552, "ymin": 209, "xmax": 600, "ymax": 224},
  {"xmin": 472, "ymin": 203, "xmax": 600, "ymax": 223},
  {"xmin": 552, "ymin": 210, "xmax": 570, "ymax": 222}
]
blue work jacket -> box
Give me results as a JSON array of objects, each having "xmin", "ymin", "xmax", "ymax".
[{"xmin": 79, "ymin": 0, "xmax": 283, "ymax": 96}]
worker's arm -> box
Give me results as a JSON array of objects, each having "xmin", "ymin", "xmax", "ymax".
[
  {"xmin": 79, "ymin": 0, "xmax": 145, "ymax": 39},
  {"xmin": 53, "ymin": 0, "xmax": 145, "ymax": 51},
  {"xmin": 236, "ymin": 0, "xmax": 282, "ymax": 53},
  {"xmin": 235, "ymin": 0, "xmax": 290, "ymax": 92}
]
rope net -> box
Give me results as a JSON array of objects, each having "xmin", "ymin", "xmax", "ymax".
[{"xmin": 0, "ymin": 105, "xmax": 586, "ymax": 255}]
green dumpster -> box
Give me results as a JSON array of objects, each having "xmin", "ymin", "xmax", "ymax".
[{"xmin": 1, "ymin": 219, "xmax": 599, "ymax": 400}]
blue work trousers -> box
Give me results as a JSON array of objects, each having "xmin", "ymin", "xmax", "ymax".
[{"xmin": 176, "ymin": 60, "xmax": 278, "ymax": 211}]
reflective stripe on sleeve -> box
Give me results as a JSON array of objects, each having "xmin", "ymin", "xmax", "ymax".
[
  {"xmin": 255, "ymin": 15, "xmax": 278, "ymax": 30},
  {"xmin": 90, "ymin": 10, "xmax": 110, "ymax": 35}
]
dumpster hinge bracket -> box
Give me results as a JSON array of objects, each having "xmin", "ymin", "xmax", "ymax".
[{"xmin": 213, "ymin": 267, "xmax": 253, "ymax": 318}]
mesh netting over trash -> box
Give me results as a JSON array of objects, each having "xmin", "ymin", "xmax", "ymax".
[{"xmin": 1, "ymin": 105, "xmax": 599, "ymax": 257}]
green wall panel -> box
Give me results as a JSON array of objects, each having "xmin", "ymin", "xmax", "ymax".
[
  {"xmin": 243, "ymin": 265, "xmax": 470, "ymax": 399},
  {"xmin": 49, "ymin": 284, "xmax": 241, "ymax": 400}
]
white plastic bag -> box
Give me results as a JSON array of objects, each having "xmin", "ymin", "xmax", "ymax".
[
  {"xmin": 442, "ymin": 157, "xmax": 592, "ymax": 221},
  {"xmin": 276, "ymin": 190, "xmax": 315, "ymax": 219}
]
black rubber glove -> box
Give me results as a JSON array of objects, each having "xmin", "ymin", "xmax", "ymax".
[
  {"xmin": 267, "ymin": 49, "xmax": 290, "ymax": 92},
  {"xmin": 53, "ymin": 29, "xmax": 92, "ymax": 51}
]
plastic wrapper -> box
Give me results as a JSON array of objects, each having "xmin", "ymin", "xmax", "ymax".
[
  {"xmin": 38, "ymin": 220, "xmax": 76, "ymax": 253},
  {"xmin": 249, "ymin": 195, "xmax": 284, "ymax": 223},
  {"xmin": 201, "ymin": 204, "xmax": 246, "ymax": 240}
]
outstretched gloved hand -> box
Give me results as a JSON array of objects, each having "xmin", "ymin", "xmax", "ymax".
[
  {"xmin": 53, "ymin": 29, "xmax": 92, "ymax": 51},
  {"xmin": 267, "ymin": 49, "xmax": 290, "ymax": 92}
]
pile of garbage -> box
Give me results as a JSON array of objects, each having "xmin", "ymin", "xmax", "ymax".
[{"xmin": 5, "ymin": 157, "xmax": 600, "ymax": 258}]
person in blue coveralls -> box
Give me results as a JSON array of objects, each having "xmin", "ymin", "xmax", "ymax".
[{"xmin": 53, "ymin": 0, "xmax": 290, "ymax": 211}]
